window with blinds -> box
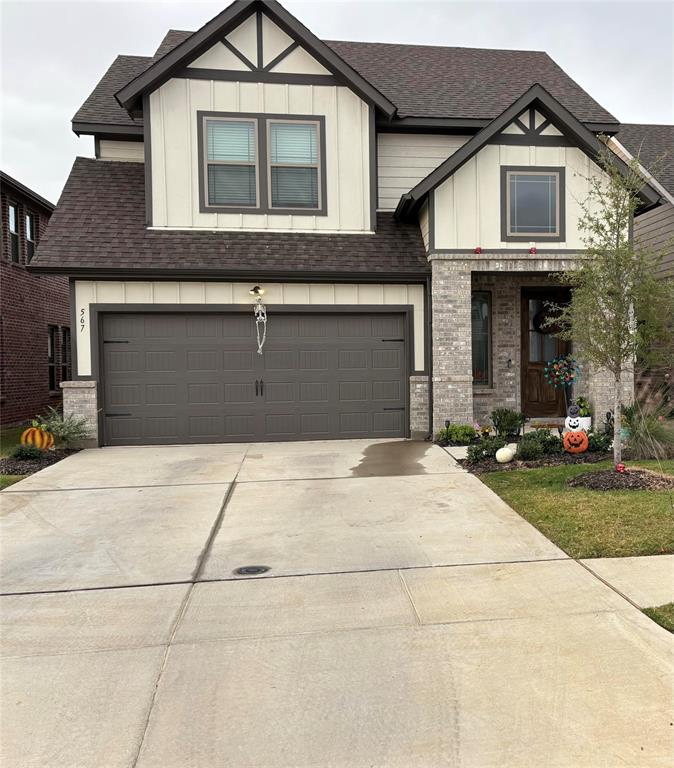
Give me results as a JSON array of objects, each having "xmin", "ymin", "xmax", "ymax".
[
  {"xmin": 205, "ymin": 119, "xmax": 258, "ymax": 207},
  {"xmin": 268, "ymin": 121, "xmax": 320, "ymax": 209}
]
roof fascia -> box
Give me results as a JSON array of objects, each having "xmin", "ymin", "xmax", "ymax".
[
  {"xmin": 114, "ymin": 0, "xmax": 396, "ymax": 118},
  {"xmin": 395, "ymin": 84, "xmax": 659, "ymax": 219},
  {"xmin": 0, "ymin": 172, "xmax": 55, "ymax": 211},
  {"xmin": 72, "ymin": 122, "xmax": 144, "ymax": 138}
]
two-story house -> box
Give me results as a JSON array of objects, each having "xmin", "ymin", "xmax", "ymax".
[
  {"xmin": 29, "ymin": 0, "xmax": 662, "ymax": 446},
  {"xmin": 1, "ymin": 172, "xmax": 70, "ymax": 426}
]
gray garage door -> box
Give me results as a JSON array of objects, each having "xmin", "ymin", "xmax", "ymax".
[{"xmin": 101, "ymin": 311, "xmax": 408, "ymax": 445}]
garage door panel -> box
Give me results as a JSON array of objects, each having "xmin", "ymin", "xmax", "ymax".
[{"xmin": 102, "ymin": 312, "xmax": 408, "ymax": 445}]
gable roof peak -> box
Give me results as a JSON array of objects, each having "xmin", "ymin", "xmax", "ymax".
[{"xmin": 114, "ymin": 0, "xmax": 396, "ymax": 118}]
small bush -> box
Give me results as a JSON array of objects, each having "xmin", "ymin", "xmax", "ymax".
[
  {"xmin": 10, "ymin": 445, "xmax": 44, "ymax": 461},
  {"xmin": 587, "ymin": 431, "xmax": 612, "ymax": 453},
  {"xmin": 466, "ymin": 436, "xmax": 507, "ymax": 464},
  {"xmin": 490, "ymin": 408, "xmax": 525, "ymax": 438},
  {"xmin": 32, "ymin": 406, "xmax": 90, "ymax": 447},
  {"xmin": 436, "ymin": 424, "xmax": 477, "ymax": 445},
  {"xmin": 622, "ymin": 398, "xmax": 674, "ymax": 460},
  {"xmin": 516, "ymin": 438, "xmax": 544, "ymax": 461}
]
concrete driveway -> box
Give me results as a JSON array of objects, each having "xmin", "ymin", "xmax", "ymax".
[{"xmin": 1, "ymin": 440, "xmax": 672, "ymax": 767}]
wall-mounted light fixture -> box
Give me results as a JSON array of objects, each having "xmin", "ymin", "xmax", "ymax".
[{"xmin": 249, "ymin": 285, "xmax": 265, "ymax": 297}]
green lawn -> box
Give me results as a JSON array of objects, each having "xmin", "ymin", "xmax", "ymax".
[
  {"xmin": 0, "ymin": 424, "xmax": 26, "ymax": 457},
  {"xmin": 480, "ymin": 460, "xmax": 674, "ymax": 558},
  {"xmin": 1, "ymin": 424, "xmax": 29, "ymax": 488},
  {"xmin": 643, "ymin": 603, "xmax": 674, "ymax": 633},
  {"xmin": 0, "ymin": 475, "xmax": 24, "ymax": 490}
]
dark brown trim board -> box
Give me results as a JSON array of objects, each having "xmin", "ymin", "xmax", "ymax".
[
  {"xmin": 196, "ymin": 110, "xmax": 328, "ymax": 216},
  {"xmin": 72, "ymin": 122, "xmax": 144, "ymax": 138},
  {"xmin": 174, "ymin": 68, "xmax": 338, "ymax": 86},
  {"xmin": 369, "ymin": 105, "xmax": 377, "ymax": 230},
  {"xmin": 143, "ymin": 93, "xmax": 153, "ymax": 226},
  {"xmin": 500, "ymin": 166, "xmax": 566, "ymax": 243}
]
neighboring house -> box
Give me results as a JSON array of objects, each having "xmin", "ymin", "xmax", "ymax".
[
  {"xmin": 609, "ymin": 125, "xmax": 674, "ymax": 399},
  {"xmin": 0, "ymin": 172, "xmax": 70, "ymax": 426},
  {"xmin": 29, "ymin": 0, "xmax": 663, "ymax": 446}
]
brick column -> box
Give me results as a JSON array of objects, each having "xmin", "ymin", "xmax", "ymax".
[
  {"xmin": 431, "ymin": 257, "xmax": 473, "ymax": 433},
  {"xmin": 61, "ymin": 380, "xmax": 99, "ymax": 447}
]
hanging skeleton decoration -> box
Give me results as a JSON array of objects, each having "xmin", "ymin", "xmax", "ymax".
[{"xmin": 250, "ymin": 287, "xmax": 267, "ymax": 355}]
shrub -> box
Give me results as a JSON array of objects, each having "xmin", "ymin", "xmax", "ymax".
[
  {"xmin": 10, "ymin": 445, "xmax": 44, "ymax": 461},
  {"xmin": 587, "ymin": 431, "xmax": 612, "ymax": 453},
  {"xmin": 466, "ymin": 436, "xmax": 507, "ymax": 464},
  {"xmin": 575, "ymin": 396, "xmax": 592, "ymax": 417},
  {"xmin": 32, "ymin": 406, "xmax": 90, "ymax": 447},
  {"xmin": 622, "ymin": 398, "xmax": 674, "ymax": 460},
  {"xmin": 516, "ymin": 430, "xmax": 563, "ymax": 460},
  {"xmin": 490, "ymin": 408, "xmax": 525, "ymax": 438},
  {"xmin": 436, "ymin": 424, "xmax": 477, "ymax": 445}
]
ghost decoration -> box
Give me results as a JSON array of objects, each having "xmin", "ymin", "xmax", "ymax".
[{"xmin": 565, "ymin": 403, "xmax": 582, "ymax": 432}]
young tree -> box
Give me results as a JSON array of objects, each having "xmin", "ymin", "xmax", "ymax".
[{"xmin": 553, "ymin": 145, "xmax": 674, "ymax": 464}]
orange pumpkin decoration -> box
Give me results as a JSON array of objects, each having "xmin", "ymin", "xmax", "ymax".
[
  {"xmin": 563, "ymin": 430, "xmax": 589, "ymax": 454},
  {"xmin": 21, "ymin": 427, "xmax": 54, "ymax": 451}
]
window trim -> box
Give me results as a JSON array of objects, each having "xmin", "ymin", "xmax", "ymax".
[
  {"xmin": 500, "ymin": 166, "xmax": 565, "ymax": 242},
  {"xmin": 25, "ymin": 211, "xmax": 37, "ymax": 262},
  {"xmin": 61, "ymin": 326, "xmax": 72, "ymax": 382},
  {"xmin": 7, "ymin": 201, "xmax": 20, "ymax": 263},
  {"xmin": 471, "ymin": 290, "xmax": 492, "ymax": 387},
  {"xmin": 48, "ymin": 325, "xmax": 58, "ymax": 392},
  {"xmin": 197, "ymin": 111, "xmax": 327, "ymax": 216}
]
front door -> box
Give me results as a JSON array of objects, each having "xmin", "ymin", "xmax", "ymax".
[{"xmin": 521, "ymin": 289, "xmax": 570, "ymax": 417}]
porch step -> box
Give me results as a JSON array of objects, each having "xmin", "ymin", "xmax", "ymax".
[{"xmin": 525, "ymin": 417, "xmax": 565, "ymax": 434}]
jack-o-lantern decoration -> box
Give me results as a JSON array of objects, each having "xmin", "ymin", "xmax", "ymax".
[
  {"xmin": 21, "ymin": 427, "xmax": 54, "ymax": 451},
  {"xmin": 563, "ymin": 430, "xmax": 589, "ymax": 454}
]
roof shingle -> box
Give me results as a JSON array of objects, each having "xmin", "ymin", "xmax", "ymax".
[
  {"xmin": 32, "ymin": 158, "xmax": 429, "ymax": 276},
  {"xmin": 73, "ymin": 29, "xmax": 618, "ymax": 129},
  {"xmin": 616, "ymin": 123, "xmax": 674, "ymax": 196}
]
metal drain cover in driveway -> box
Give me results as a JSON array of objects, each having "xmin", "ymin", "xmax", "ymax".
[{"xmin": 233, "ymin": 565, "xmax": 270, "ymax": 576}]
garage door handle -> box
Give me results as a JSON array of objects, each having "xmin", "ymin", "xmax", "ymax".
[
  {"xmin": 381, "ymin": 338, "xmax": 404, "ymax": 342},
  {"xmin": 255, "ymin": 380, "xmax": 259, "ymax": 396},
  {"xmin": 383, "ymin": 407, "xmax": 405, "ymax": 411},
  {"xmin": 106, "ymin": 413, "xmax": 132, "ymax": 417},
  {"xmin": 260, "ymin": 379, "xmax": 264, "ymax": 396}
]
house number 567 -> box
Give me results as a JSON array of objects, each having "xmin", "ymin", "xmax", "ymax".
[{"xmin": 80, "ymin": 308, "xmax": 86, "ymax": 333}]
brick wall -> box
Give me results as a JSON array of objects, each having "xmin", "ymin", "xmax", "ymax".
[
  {"xmin": 430, "ymin": 258, "xmax": 473, "ymax": 432},
  {"xmin": 409, "ymin": 375, "xmax": 429, "ymax": 437},
  {"xmin": 1, "ymin": 184, "xmax": 69, "ymax": 425},
  {"xmin": 61, "ymin": 380, "xmax": 98, "ymax": 446}
]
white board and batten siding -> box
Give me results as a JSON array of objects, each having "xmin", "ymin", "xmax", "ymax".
[
  {"xmin": 98, "ymin": 140, "xmax": 145, "ymax": 163},
  {"xmin": 74, "ymin": 281, "xmax": 426, "ymax": 377},
  {"xmin": 433, "ymin": 144, "xmax": 608, "ymax": 250},
  {"xmin": 149, "ymin": 80, "xmax": 372, "ymax": 233},
  {"xmin": 377, "ymin": 133, "xmax": 469, "ymax": 211}
]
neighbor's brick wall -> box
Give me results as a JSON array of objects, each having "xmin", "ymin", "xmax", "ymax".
[
  {"xmin": 409, "ymin": 375, "xmax": 429, "ymax": 436},
  {"xmin": 0, "ymin": 185, "xmax": 69, "ymax": 425}
]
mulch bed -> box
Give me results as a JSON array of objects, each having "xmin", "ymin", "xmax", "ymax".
[
  {"xmin": 568, "ymin": 468, "xmax": 674, "ymax": 491},
  {"xmin": 461, "ymin": 451, "xmax": 610, "ymax": 474},
  {"xmin": 0, "ymin": 449, "xmax": 79, "ymax": 478}
]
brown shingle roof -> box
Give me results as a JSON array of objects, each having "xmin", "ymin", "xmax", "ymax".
[
  {"xmin": 73, "ymin": 30, "xmax": 618, "ymax": 129},
  {"xmin": 616, "ymin": 124, "xmax": 674, "ymax": 196},
  {"xmin": 32, "ymin": 158, "xmax": 428, "ymax": 276}
]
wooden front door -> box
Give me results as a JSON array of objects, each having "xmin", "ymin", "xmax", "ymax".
[{"xmin": 521, "ymin": 289, "xmax": 570, "ymax": 417}]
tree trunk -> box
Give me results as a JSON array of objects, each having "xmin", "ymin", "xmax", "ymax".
[{"xmin": 613, "ymin": 371, "xmax": 622, "ymax": 465}]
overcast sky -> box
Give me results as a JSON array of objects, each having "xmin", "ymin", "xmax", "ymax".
[{"xmin": 2, "ymin": 0, "xmax": 672, "ymax": 204}]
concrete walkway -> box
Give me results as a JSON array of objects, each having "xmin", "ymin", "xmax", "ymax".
[
  {"xmin": 1, "ymin": 440, "xmax": 672, "ymax": 767},
  {"xmin": 582, "ymin": 554, "xmax": 674, "ymax": 608}
]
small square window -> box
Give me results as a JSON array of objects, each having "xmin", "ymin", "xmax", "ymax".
[{"xmin": 502, "ymin": 167, "xmax": 565, "ymax": 241}]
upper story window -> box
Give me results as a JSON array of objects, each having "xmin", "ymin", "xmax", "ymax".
[
  {"xmin": 8, "ymin": 202, "xmax": 19, "ymax": 262},
  {"xmin": 206, "ymin": 118, "xmax": 258, "ymax": 208},
  {"xmin": 501, "ymin": 166, "xmax": 565, "ymax": 242},
  {"xmin": 268, "ymin": 121, "xmax": 320, "ymax": 210},
  {"xmin": 199, "ymin": 112, "xmax": 326, "ymax": 216},
  {"xmin": 25, "ymin": 212, "xmax": 37, "ymax": 261}
]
